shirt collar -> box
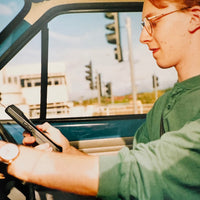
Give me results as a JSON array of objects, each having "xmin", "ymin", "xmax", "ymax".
[{"xmin": 175, "ymin": 75, "xmax": 200, "ymax": 90}]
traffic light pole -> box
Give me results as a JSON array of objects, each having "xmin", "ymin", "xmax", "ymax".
[
  {"xmin": 110, "ymin": 83, "xmax": 114, "ymax": 104},
  {"xmin": 96, "ymin": 73, "xmax": 101, "ymax": 106},
  {"xmin": 126, "ymin": 17, "xmax": 137, "ymax": 114},
  {"xmin": 154, "ymin": 82, "xmax": 158, "ymax": 100},
  {"xmin": 152, "ymin": 75, "xmax": 158, "ymax": 100}
]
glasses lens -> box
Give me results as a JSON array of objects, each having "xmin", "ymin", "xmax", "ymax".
[{"xmin": 143, "ymin": 18, "xmax": 152, "ymax": 35}]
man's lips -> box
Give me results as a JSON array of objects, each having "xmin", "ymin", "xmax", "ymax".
[{"xmin": 150, "ymin": 48, "xmax": 159, "ymax": 54}]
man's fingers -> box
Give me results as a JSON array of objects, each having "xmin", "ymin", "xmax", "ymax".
[
  {"xmin": 35, "ymin": 143, "xmax": 53, "ymax": 152},
  {"xmin": 23, "ymin": 131, "xmax": 31, "ymax": 137},
  {"xmin": 23, "ymin": 136, "xmax": 36, "ymax": 145},
  {"xmin": 36, "ymin": 122, "xmax": 61, "ymax": 139},
  {"xmin": 37, "ymin": 122, "xmax": 52, "ymax": 132}
]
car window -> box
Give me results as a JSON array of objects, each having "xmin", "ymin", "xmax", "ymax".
[
  {"xmin": 0, "ymin": 11, "xmax": 178, "ymax": 119},
  {"xmin": 45, "ymin": 12, "xmax": 177, "ymax": 118},
  {"xmin": 0, "ymin": 0, "xmax": 24, "ymax": 32}
]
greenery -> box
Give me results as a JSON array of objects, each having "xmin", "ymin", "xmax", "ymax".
[{"xmin": 73, "ymin": 88, "xmax": 172, "ymax": 106}]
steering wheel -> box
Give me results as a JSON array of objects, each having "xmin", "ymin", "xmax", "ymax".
[{"xmin": 0, "ymin": 123, "xmax": 36, "ymax": 200}]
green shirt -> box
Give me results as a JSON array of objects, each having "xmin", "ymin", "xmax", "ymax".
[{"xmin": 98, "ymin": 75, "xmax": 200, "ymax": 200}]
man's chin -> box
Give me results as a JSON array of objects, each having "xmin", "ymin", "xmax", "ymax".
[{"xmin": 156, "ymin": 60, "xmax": 174, "ymax": 69}]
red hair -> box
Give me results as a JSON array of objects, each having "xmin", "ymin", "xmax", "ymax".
[{"xmin": 149, "ymin": 0, "xmax": 200, "ymax": 8}]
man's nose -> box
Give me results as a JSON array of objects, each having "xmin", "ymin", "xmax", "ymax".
[{"xmin": 140, "ymin": 27, "xmax": 152, "ymax": 44}]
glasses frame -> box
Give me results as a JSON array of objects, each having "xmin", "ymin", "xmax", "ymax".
[{"xmin": 141, "ymin": 7, "xmax": 190, "ymax": 35}]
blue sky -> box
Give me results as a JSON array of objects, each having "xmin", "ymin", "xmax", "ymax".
[{"xmin": 0, "ymin": 0, "xmax": 178, "ymax": 101}]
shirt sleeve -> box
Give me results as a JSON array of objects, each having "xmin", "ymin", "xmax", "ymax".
[
  {"xmin": 98, "ymin": 118, "xmax": 200, "ymax": 200},
  {"xmin": 133, "ymin": 121, "xmax": 150, "ymax": 146},
  {"xmin": 133, "ymin": 92, "xmax": 169, "ymax": 146}
]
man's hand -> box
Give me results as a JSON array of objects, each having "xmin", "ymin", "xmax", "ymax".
[{"xmin": 23, "ymin": 122, "xmax": 71, "ymax": 153}]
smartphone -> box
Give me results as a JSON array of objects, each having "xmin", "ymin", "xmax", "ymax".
[{"xmin": 5, "ymin": 104, "xmax": 62, "ymax": 152}]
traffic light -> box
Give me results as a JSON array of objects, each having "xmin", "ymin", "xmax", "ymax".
[
  {"xmin": 105, "ymin": 82, "xmax": 111, "ymax": 97},
  {"xmin": 105, "ymin": 12, "xmax": 123, "ymax": 62},
  {"xmin": 152, "ymin": 75, "xmax": 159, "ymax": 88},
  {"xmin": 85, "ymin": 61, "xmax": 94, "ymax": 90}
]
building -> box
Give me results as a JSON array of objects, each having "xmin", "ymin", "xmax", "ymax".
[{"xmin": 0, "ymin": 63, "xmax": 72, "ymax": 119}]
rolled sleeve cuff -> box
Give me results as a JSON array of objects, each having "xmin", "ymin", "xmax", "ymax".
[{"xmin": 97, "ymin": 154, "xmax": 121, "ymax": 199}]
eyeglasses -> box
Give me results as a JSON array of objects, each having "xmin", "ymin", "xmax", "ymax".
[{"xmin": 141, "ymin": 7, "xmax": 190, "ymax": 35}]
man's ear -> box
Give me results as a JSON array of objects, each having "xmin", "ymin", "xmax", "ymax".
[{"xmin": 188, "ymin": 6, "xmax": 200, "ymax": 33}]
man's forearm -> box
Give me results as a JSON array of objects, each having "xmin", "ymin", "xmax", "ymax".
[
  {"xmin": 7, "ymin": 145, "xmax": 99, "ymax": 196},
  {"xmin": 66, "ymin": 145, "xmax": 87, "ymax": 155}
]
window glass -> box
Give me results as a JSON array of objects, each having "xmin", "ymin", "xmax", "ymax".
[
  {"xmin": 0, "ymin": 33, "xmax": 41, "ymax": 119},
  {"xmin": 0, "ymin": 0, "xmax": 24, "ymax": 32},
  {"xmin": 47, "ymin": 12, "xmax": 178, "ymax": 118}
]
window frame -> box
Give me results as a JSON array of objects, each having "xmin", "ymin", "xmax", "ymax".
[{"xmin": 0, "ymin": 1, "xmax": 144, "ymax": 120}]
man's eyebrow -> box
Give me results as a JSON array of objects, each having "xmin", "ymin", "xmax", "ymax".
[{"xmin": 143, "ymin": 12, "xmax": 156, "ymax": 19}]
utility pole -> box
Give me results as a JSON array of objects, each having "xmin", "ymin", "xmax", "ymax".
[{"xmin": 126, "ymin": 17, "xmax": 137, "ymax": 114}]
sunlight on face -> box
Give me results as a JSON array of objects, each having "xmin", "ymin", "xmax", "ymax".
[{"xmin": 141, "ymin": 0, "xmax": 191, "ymax": 72}]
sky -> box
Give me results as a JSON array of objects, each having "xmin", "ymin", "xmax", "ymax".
[{"xmin": 0, "ymin": 0, "xmax": 178, "ymax": 101}]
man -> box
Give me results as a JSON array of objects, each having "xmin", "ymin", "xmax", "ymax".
[{"xmin": 1, "ymin": 0, "xmax": 200, "ymax": 199}]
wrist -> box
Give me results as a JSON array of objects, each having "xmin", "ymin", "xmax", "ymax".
[
  {"xmin": 0, "ymin": 143, "xmax": 19, "ymax": 165},
  {"xmin": 62, "ymin": 144, "xmax": 73, "ymax": 153}
]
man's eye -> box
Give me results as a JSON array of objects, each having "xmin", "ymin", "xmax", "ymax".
[{"xmin": 151, "ymin": 21, "xmax": 157, "ymax": 27}]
